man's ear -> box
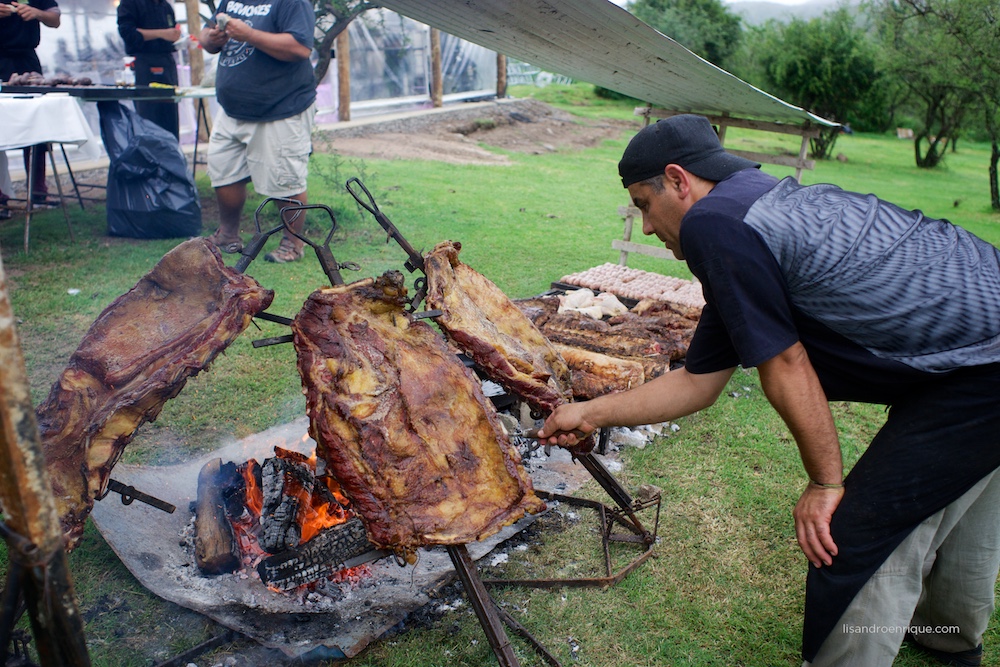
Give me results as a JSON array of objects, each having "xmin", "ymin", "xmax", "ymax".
[{"xmin": 663, "ymin": 164, "xmax": 689, "ymax": 194}]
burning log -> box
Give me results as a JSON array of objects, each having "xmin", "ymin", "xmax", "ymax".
[
  {"xmin": 259, "ymin": 454, "xmax": 314, "ymax": 553},
  {"xmin": 195, "ymin": 457, "xmax": 240, "ymax": 574},
  {"xmin": 257, "ymin": 517, "xmax": 377, "ymax": 591},
  {"xmin": 194, "ymin": 445, "xmax": 362, "ymax": 587}
]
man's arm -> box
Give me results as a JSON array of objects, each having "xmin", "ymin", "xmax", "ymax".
[
  {"xmin": 756, "ymin": 341, "xmax": 843, "ymax": 569},
  {"xmin": 137, "ymin": 26, "xmax": 181, "ymax": 42},
  {"xmin": 12, "ymin": 2, "xmax": 60, "ymax": 28},
  {"xmin": 216, "ymin": 17, "xmax": 310, "ymax": 61},
  {"xmin": 536, "ymin": 366, "xmax": 734, "ymax": 447}
]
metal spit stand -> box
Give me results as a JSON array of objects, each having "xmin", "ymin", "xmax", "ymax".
[
  {"xmin": 245, "ymin": 185, "xmax": 664, "ymax": 667},
  {"xmin": 344, "ymin": 178, "xmax": 663, "ymax": 666}
]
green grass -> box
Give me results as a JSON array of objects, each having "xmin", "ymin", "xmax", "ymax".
[{"xmin": 2, "ymin": 84, "xmax": 998, "ymax": 665}]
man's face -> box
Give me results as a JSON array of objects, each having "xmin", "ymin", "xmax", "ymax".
[{"xmin": 627, "ymin": 176, "xmax": 687, "ymax": 260}]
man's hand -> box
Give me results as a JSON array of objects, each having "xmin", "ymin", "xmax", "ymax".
[
  {"xmin": 166, "ymin": 24, "xmax": 182, "ymax": 41},
  {"xmin": 13, "ymin": 2, "xmax": 43, "ymax": 20},
  {"xmin": 199, "ymin": 25, "xmax": 228, "ymax": 53},
  {"xmin": 222, "ymin": 16, "xmax": 253, "ymax": 43},
  {"xmin": 793, "ymin": 483, "xmax": 843, "ymax": 568},
  {"xmin": 0, "ymin": 3, "xmax": 16, "ymax": 19},
  {"xmin": 535, "ymin": 403, "xmax": 597, "ymax": 448}
]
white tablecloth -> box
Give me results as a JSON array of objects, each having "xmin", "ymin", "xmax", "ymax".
[{"xmin": 0, "ymin": 93, "xmax": 96, "ymax": 151}]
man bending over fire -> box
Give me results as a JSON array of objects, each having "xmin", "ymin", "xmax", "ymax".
[{"xmin": 537, "ymin": 114, "xmax": 1000, "ymax": 667}]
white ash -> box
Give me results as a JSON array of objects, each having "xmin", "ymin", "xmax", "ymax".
[
  {"xmin": 436, "ymin": 599, "xmax": 464, "ymax": 613},
  {"xmin": 481, "ymin": 379, "xmax": 505, "ymax": 397}
]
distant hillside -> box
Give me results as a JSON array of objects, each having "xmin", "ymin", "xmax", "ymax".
[{"xmin": 727, "ymin": 0, "xmax": 862, "ymax": 25}]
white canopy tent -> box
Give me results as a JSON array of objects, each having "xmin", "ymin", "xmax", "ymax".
[
  {"xmin": 377, "ymin": 0, "xmax": 836, "ymax": 267},
  {"xmin": 376, "ymin": 0, "xmax": 835, "ymax": 128}
]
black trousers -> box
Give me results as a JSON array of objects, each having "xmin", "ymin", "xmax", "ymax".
[
  {"xmin": 133, "ymin": 53, "xmax": 179, "ymax": 139},
  {"xmin": 802, "ymin": 363, "xmax": 1000, "ymax": 660}
]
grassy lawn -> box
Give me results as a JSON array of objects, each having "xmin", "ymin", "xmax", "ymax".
[{"xmin": 2, "ymin": 83, "xmax": 999, "ymax": 665}]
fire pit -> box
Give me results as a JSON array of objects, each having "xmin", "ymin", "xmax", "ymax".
[
  {"xmin": 54, "ymin": 189, "xmax": 662, "ymax": 666},
  {"xmin": 89, "ymin": 416, "xmax": 599, "ymax": 660}
]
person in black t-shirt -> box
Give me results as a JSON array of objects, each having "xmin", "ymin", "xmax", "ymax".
[
  {"xmin": 0, "ymin": 0, "xmax": 61, "ymax": 207},
  {"xmin": 117, "ymin": 0, "xmax": 182, "ymax": 138}
]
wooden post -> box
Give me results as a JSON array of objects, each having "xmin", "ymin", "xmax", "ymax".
[
  {"xmin": 336, "ymin": 29, "xmax": 351, "ymax": 122},
  {"xmin": 795, "ymin": 133, "xmax": 810, "ymax": 182},
  {"xmin": 430, "ymin": 28, "xmax": 443, "ymax": 108},
  {"xmin": 0, "ymin": 254, "xmax": 91, "ymax": 666},
  {"xmin": 496, "ymin": 53, "xmax": 507, "ymax": 99},
  {"xmin": 183, "ymin": 0, "xmax": 205, "ymax": 86}
]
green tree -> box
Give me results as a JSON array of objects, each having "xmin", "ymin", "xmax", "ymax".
[
  {"xmin": 745, "ymin": 9, "xmax": 879, "ymax": 159},
  {"xmin": 312, "ymin": 0, "xmax": 381, "ymax": 85},
  {"xmin": 882, "ymin": 0, "xmax": 1000, "ymax": 208},
  {"xmin": 628, "ymin": 0, "xmax": 742, "ymax": 69},
  {"xmin": 869, "ymin": 0, "xmax": 980, "ymax": 169}
]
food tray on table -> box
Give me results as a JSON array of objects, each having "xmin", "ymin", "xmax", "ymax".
[
  {"xmin": 555, "ymin": 262, "xmax": 707, "ymax": 309},
  {"xmin": 0, "ymin": 84, "xmax": 176, "ymax": 100}
]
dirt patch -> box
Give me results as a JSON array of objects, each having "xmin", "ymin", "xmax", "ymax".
[{"xmin": 313, "ymin": 97, "xmax": 637, "ymax": 165}]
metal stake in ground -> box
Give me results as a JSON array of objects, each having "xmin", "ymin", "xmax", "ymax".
[{"xmin": 0, "ymin": 252, "xmax": 91, "ymax": 667}]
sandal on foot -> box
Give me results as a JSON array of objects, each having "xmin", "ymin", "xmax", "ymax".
[
  {"xmin": 264, "ymin": 238, "xmax": 305, "ymax": 263},
  {"xmin": 208, "ymin": 228, "xmax": 244, "ymax": 254}
]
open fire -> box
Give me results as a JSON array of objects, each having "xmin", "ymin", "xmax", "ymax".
[{"xmin": 194, "ymin": 444, "xmax": 376, "ymax": 593}]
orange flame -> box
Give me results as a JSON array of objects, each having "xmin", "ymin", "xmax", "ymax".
[
  {"xmin": 240, "ymin": 460, "xmax": 263, "ymax": 517},
  {"xmin": 273, "ymin": 447, "xmax": 352, "ymax": 545}
]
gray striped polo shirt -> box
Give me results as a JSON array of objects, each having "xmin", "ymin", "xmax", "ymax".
[{"xmin": 744, "ymin": 177, "xmax": 1000, "ymax": 372}]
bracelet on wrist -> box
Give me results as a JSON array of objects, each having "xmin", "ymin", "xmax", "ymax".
[{"xmin": 809, "ymin": 479, "xmax": 844, "ymax": 489}]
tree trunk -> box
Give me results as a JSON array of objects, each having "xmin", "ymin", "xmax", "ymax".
[
  {"xmin": 314, "ymin": 27, "xmax": 339, "ymax": 87},
  {"xmin": 809, "ymin": 126, "xmax": 840, "ymax": 160},
  {"xmin": 915, "ymin": 133, "xmax": 947, "ymax": 168}
]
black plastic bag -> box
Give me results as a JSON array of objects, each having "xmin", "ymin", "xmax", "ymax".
[{"xmin": 98, "ymin": 101, "xmax": 202, "ymax": 239}]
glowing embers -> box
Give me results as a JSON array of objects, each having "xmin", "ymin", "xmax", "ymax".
[{"xmin": 194, "ymin": 446, "xmax": 374, "ymax": 591}]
